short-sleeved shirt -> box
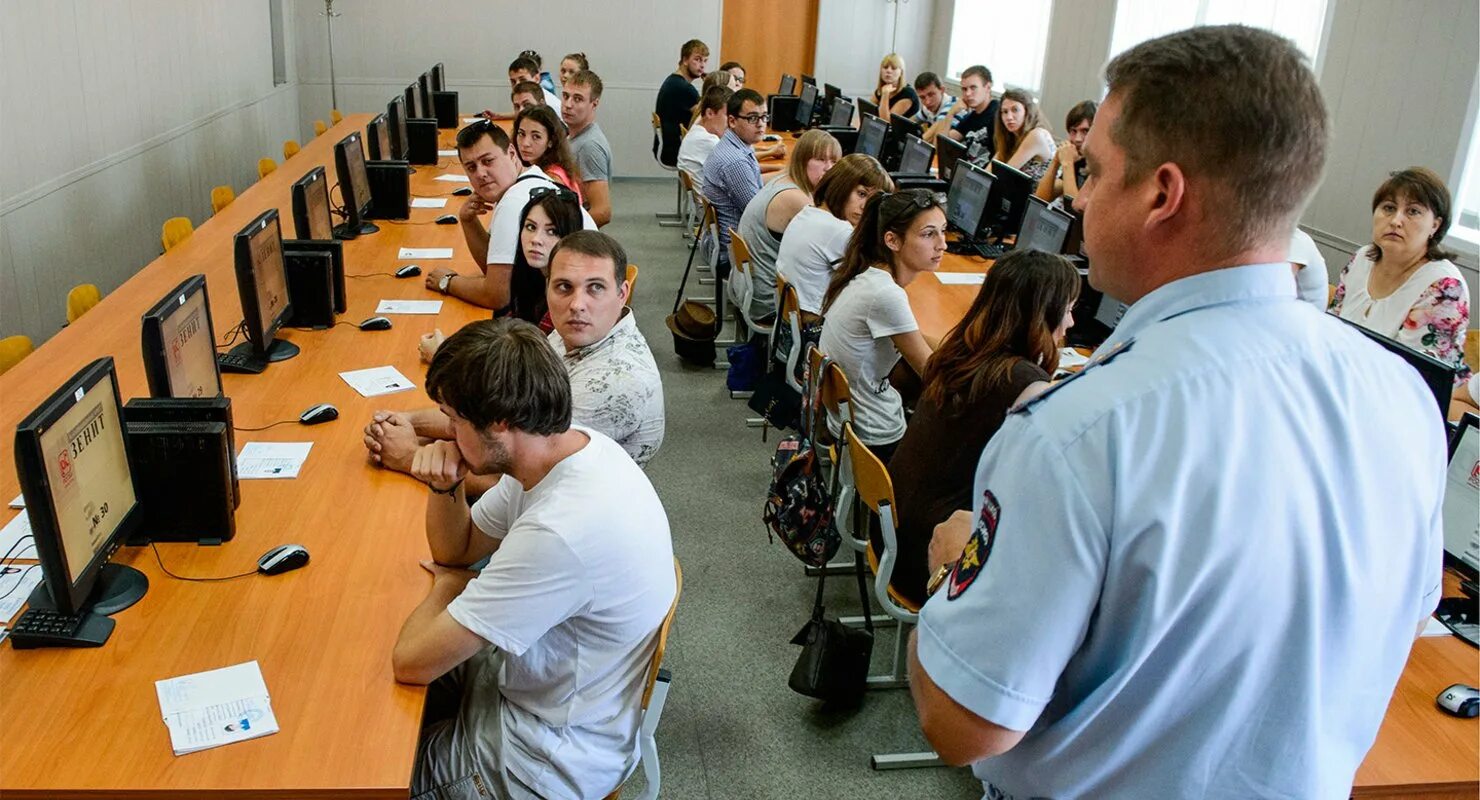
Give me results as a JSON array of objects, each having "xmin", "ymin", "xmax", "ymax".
[
  {"xmin": 540, "ymin": 86, "xmax": 563, "ymax": 117},
  {"xmin": 448, "ymin": 425, "xmax": 676, "ymax": 800},
  {"xmin": 548, "ymin": 311, "xmax": 666, "ymax": 467},
  {"xmin": 916, "ymin": 263, "xmax": 1447, "ymax": 798},
  {"xmin": 487, "ymin": 166, "xmax": 596, "ymax": 266},
  {"xmin": 777, "ymin": 205, "xmax": 854, "ymax": 315},
  {"xmin": 1331, "ymin": 245, "xmax": 1472, "ymax": 385},
  {"xmin": 702, "ymin": 129, "xmax": 763, "ymax": 268},
  {"xmin": 913, "ymin": 91, "xmax": 957, "ymax": 125},
  {"xmin": 1288, "ymin": 228, "xmax": 1327, "ymax": 307},
  {"xmin": 655, "ymin": 73, "xmax": 699, "ymax": 167},
  {"xmin": 570, "ymin": 122, "xmax": 613, "ymax": 184},
  {"xmin": 817, "ymin": 266, "xmax": 918, "ymax": 445},
  {"xmin": 737, "ymin": 177, "xmax": 800, "ymax": 321},
  {"xmin": 875, "ymin": 84, "xmax": 921, "ymax": 119},
  {"xmin": 951, "ymin": 99, "xmax": 999, "ymax": 156},
  {"xmin": 676, "ymin": 124, "xmax": 720, "ymax": 192}
]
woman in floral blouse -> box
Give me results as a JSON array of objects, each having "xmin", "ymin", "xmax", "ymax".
[{"xmin": 1330, "ymin": 167, "xmax": 1471, "ymax": 385}]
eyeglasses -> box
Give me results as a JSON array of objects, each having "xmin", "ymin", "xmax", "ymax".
[
  {"xmin": 736, "ymin": 112, "xmax": 770, "ymax": 125},
  {"xmin": 530, "ymin": 185, "xmax": 579, "ymax": 204}
]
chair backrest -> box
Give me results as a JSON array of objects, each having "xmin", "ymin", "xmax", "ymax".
[
  {"xmin": 843, "ymin": 420, "xmax": 918, "ymax": 616},
  {"xmin": 844, "ymin": 421, "xmax": 895, "ymax": 526},
  {"xmin": 819, "ymin": 359, "xmax": 853, "ymax": 426},
  {"xmin": 775, "ymin": 278, "xmax": 805, "ymax": 390},
  {"xmin": 0, "ymin": 335, "xmax": 34, "ymax": 376},
  {"xmin": 331, "ymin": 109, "xmax": 344, "ymax": 124},
  {"xmin": 727, "ymin": 227, "xmax": 755, "ymax": 313},
  {"xmin": 641, "ymin": 558, "xmax": 684, "ymax": 710},
  {"xmin": 283, "ymin": 139, "xmax": 301, "ymax": 159},
  {"xmin": 1466, "ymin": 328, "xmax": 1478, "ymax": 375},
  {"xmin": 313, "ymin": 119, "xmax": 328, "ymax": 137},
  {"xmin": 625, "ymin": 263, "xmax": 639, "ymax": 307},
  {"xmin": 161, "ymin": 216, "xmax": 194, "ymax": 252},
  {"xmin": 210, "ymin": 185, "xmax": 235, "ymax": 214},
  {"xmin": 66, "ymin": 284, "xmax": 102, "ymax": 324},
  {"xmin": 257, "ymin": 157, "xmax": 277, "ymax": 180}
]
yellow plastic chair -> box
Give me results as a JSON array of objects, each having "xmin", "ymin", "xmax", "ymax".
[
  {"xmin": 210, "ymin": 185, "xmax": 235, "ymax": 215},
  {"xmin": 257, "ymin": 157, "xmax": 277, "ymax": 179},
  {"xmin": 313, "ymin": 119, "xmax": 328, "ymax": 137},
  {"xmin": 0, "ymin": 335, "xmax": 34, "ymax": 375},
  {"xmin": 283, "ymin": 139, "xmax": 301, "ymax": 159},
  {"xmin": 161, "ymin": 216, "xmax": 194, "ymax": 252},
  {"xmin": 66, "ymin": 284, "xmax": 102, "ymax": 324},
  {"xmin": 1465, "ymin": 329, "xmax": 1478, "ymax": 376},
  {"xmin": 331, "ymin": 109, "xmax": 344, "ymax": 125},
  {"xmin": 602, "ymin": 558, "xmax": 682, "ymax": 800},
  {"xmin": 625, "ymin": 264, "xmax": 639, "ymax": 307}
]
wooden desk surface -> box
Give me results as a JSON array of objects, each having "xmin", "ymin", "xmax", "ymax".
[{"xmin": 0, "ymin": 114, "xmax": 491, "ymax": 798}]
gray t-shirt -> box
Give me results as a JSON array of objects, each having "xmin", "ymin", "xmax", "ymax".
[
  {"xmin": 570, "ymin": 122, "xmax": 613, "ymax": 183},
  {"xmin": 737, "ymin": 177, "xmax": 799, "ymax": 321}
]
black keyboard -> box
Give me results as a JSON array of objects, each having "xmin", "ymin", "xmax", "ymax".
[
  {"xmin": 974, "ymin": 242, "xmax": 1010, "ymax": 259},
  {"xmin": 9, "ymin": 608, "xmax": 114, "ymax": 649},
  {"xmin": 217, "ymin": 350, "xmax": 267, "ymax": 374}
]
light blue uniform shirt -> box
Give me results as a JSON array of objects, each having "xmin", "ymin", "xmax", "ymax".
[{"xmin": 917, "ymin": 263, "xmax": 1447, "ymax": 799}]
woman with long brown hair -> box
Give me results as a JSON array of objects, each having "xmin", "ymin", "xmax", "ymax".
[
  {"xmin": 884, "ymin": 249, "xmax": 1079, "ymax": 605},
  {"xmin": 992, "ymin": 88, "xmax": 1056, "ymax": 182},
  {"xmin": 514, "ymin": 105, "xmax": 584, "ymax": 203}
]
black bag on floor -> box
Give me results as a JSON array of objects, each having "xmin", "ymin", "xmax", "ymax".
[
  {"xmin": 789, "ymin": 554, "xmax": 874, "ymax": 706},
  {"xmin": 746, "ymin": 367, "xmax": 802, "ymax": 430}
]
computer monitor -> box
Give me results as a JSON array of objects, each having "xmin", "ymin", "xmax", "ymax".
[
  {"xmin": 418, "ymin": 72, "xmax": 434, "ymax": 117},
  {"xmin": 778, "ymin": 74, "xmax": 797, "ymax": 96},
  {"xmin": 387, "ymin": 95, "xmax": 410, "ymax": 160},
  {"xmin": 823, "ymin": 83, "xmax": 841, "ymax": 101},
  {"xmin": 856, "ymin": 113, "xmax": 887, "ymax": 159},
  {"xmin": 431, "ymin": 62, "xmax": 445, "ymax": 92},
  {"xmin": 141, "ymin": 275, "xmax": 223, "ymax": 400},
  {"xmin": 858, "ymin": 98, "xmax": 880, "ymax": 121},
  {"xmin": 405, "ymin": 83, "xmax": 425, "ymax": 120},
  {"xmin": 1338, "ymin": 318, "xmax": 1457, "ymax": 420},
  {"xmin": 15, "ymin": 357, "xmax": 147, "ymax": 618},
  {"xmin": 796, "ymin": 82, "xmax": 818, "ymax": 128},
  {"xmin": 1062, "ymin": 203, "xmax": 1085, "ymax": 256},
  {"xmin": 291, "ymin": 166, "xmax": 335, "ymax": 241},
  {"xmin": 224, "ymin": 209, "xmax": 298, "ymax": 367},
  {"xmin": 984, "ymin": 159, "xmax": 1035, "ymax": 239},
  {"xmin": 801, "ymin": 73, "xmax": 816, "ymax": 86},
  {"xmin": 1094, "ymin": 293, "xmax": 1128, "ymax": 330},
  {"xmin": 1014, "ymin": 196, "xmax": 1073, "ymax": 254},
  {"xmin": 936, "ymin": 135, "xmax": 968, "ymax": 183},
  {"xmin": 897, "ymin": 135, "xmax": 934, "ymax": 176},
  {"xmin": 366, "ymin": 114, "xmax": 393, "ymax": 161},
  {"xmin": 946, "ymin": 159, "xmax": 995, "ymax": 238},
  {"xmin": 333, "ymin": 131, "xmax": 378, "ymax": 238},
  {"xmin": 1443, "ymin": 413, "xmax": 1480, "ymax": 581},
  {"xmin": 829, "ymin": 98, "xmax": 854, "ymax": 127}
]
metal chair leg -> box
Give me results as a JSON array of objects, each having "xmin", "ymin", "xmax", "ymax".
[{"xmin": 869, "ymin": 752, "xmax": 944, "ymax": 770}]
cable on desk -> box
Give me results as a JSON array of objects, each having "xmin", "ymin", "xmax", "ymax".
[
  {"xmin": 0, "ymin": 564, "xmax": 38, "ymax": 601},
  {"xmin": 233, "ymin": 419, "xmax": 299, "ymax": 432},
  {"xmin": 382, "ymin": 220, "xmax": 438, "ymax": 226},
  {"xmin": 346, "ymin": 271, "xmax": 401, "ymax": 278},
  {"xmin": 216, "ymin": 321, "xmax": 247, "ymax": 350},
  {"xmin": 0, "ymin": 534, "xmax": 35, "ymax": 569},
  {"xmin": 151, "ymin": 542, "xmax": 258, "ymax": 582}
]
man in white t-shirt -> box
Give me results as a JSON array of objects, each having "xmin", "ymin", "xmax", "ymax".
[
  {"xmin": 676, "ymin": 85, "xmax": 732, "ymax": 193},
  {"xmin": 394, "ymin": 317, "xmax": 676, "ymax": 800},
  {"xmin": 428, "ymin": 121, "xmax": 594, "ymax": 310},
  {"xmin": 1288, "ymin": 227, "xmax": 1328, "ymax": 308}
]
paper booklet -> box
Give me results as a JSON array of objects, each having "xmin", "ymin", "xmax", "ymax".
[{"xmin": 155, "ymin": 661, "xmax": 279, "ymax": 756}]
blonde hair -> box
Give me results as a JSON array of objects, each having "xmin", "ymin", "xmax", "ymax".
[
  {"xmin": 877, "ymin": 53, "xmax": 906, "ymax": 93},
  {"xmin": 786, "ymin": 130, "xmax": 843, "ymax": 194},
  {"xmin": 994, "ymin": 88, "xmax": 1048, "ymax": 162}
]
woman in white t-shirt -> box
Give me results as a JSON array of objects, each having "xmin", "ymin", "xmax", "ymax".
[
  {"xmin": 776, "ymin": 154, "xmax": 893, "ymax": 316},
  {"xmin": 817, "ymin": 189, "xmax": 945, "ymax": 459},
  {"xmin": 1330, "ymin": 167, "xmax": 1471, "ymax": 385}
]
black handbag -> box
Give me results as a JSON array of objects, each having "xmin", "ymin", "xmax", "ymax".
[
  {"xmin": 747, "ymin": 365, "xmax": 802, "ymax": 430},
  {"xmin": 788, "ymin": 553, "xmax": 874, "ymax": 706}
]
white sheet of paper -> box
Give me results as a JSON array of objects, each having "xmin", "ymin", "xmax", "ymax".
[
  {"xmin": 236, "ymin": 442, "xmax": 313, "ymax": 480},
  {"xmin": 156, "ymin": 661, "xmax": 279, "ymax": 755},
  {"xmin": 376, "ymin": 300, "xmax": 443, "ymax": 315},
  {"xmin": 1421, "ymin": 617, "xmax": 1454, "ymax": 637},
  {"xmin": 0, "ymin": 566, "xmax": 43, "ymax": 623},
  {"xmin": 1058, "ymin": 348, "xmax": 1091, "ymax": 368},
  {"xmin": 936, "ymin": 272, "xmax": 987, "ymax": 285},
  {"xmin": 411, "ymin": 198, "xmax": 448, "ymax": 209},
  {"xmin": 460, "ymin": 117, "xmax": 484, "ymax": 127},
  {"xmin": 398, "ymin": 247, "xmax": 454, "ymax": 260},
  {"xmin": 8, "ymin": 493, "xmax": 22, "ymax": 509},
  {"xmin": 434, "ymin": 174, "xmax": 471, "ymax": 183},
  {"xmin": 339, "ymin": 366, "xmax": 416, "ymax": 398},
  {"xmin": 0, "ymin": 513, "xmax": 36, "ymax": 560},
  {"xmin": 157, "ymin": 661, "xmax": 272, "ymax": 716},
  {"xmin": 438, "ymin": 149, "xmax": 457, "ymax": 157}
]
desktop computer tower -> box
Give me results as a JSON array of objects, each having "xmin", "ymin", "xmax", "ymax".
[
  {"xmin": 281, "ymin": 249, "xmax": 337, "ymax": 329},
  {"xmin": 406, "ymin": 119, "xmax": 440, "ymax": 165},
  {"xmin": 284, "ymin": 239, "xmax": 346, "ymax": 313},
  {"xmin": 366, "ymin": 161, "xmax": 411, "ymax": 220},
  {"xmin": 124, "ymin": 397, "xmax": 239, "ymax": 509},
  {"xmin": 433, "ymin": 91, "xmax": 459, "ymax": 129},
  {"xmin": 769, "ymin": 96, "xmax": 802, "ymax": 133},
  {"xmin": 123, "ymin": 421, "xmax": 236, "ymax": 544}
]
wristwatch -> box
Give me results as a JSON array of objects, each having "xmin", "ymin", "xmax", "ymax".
[
  {"xmin": 925, "ymin": 559, "xmax": 958, "ymax": 598},
  {"xmin": 437, "ymin": 273, "xmax": 454, "ymax": 294}
]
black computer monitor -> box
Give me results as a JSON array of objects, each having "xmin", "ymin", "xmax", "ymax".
[
  {"xmin": 1062, "ymin": 204, "xmax": 1085, "ymax": 256},
  {"xmin": 823, "ymin": 83, "xmax": 841, "ymax": 101},
  {"xmin": 291, "ymin": 166, "xmax": 335, "ymax": 241},
  {"xmin": 141, "ymin": 275, "xmax": 223, "ymax": 400},
  {"xmin": 889, "ymin": 114, "xmax": 923, "ymax": 144},
  {"xmin": 418, "ymin": 72, "xmax": 434, "ymax": 117},
  {"xmin": 801, "ymin": 73, "xmax": 816, "ymax": 86},
  {"xmin": 1444, "ymin": 413, "xmax": 1480, "ymax": 581},
  {"xmin": 778, "ymin": 74, "xmax": 797, "ymax": 96},
  {"xmin": 1014, "ymin": 196, "xmax": 1073, "ymax": 254},
  {"xmin": 946, "ymin": 159, "xmax": 994, "ymax": 238},
  {"xmin": 985, "ymin": 159, "xmax": 1035, "ymax": 239},
  {"xmin": 406, "ymin": 83, "xmax": 426, "ymax": 120},
  {"xmin": 829, "ymin": 98, "xmax": 854, "ymax": 127},
  {"xmin": 856, "ymin": 113, "xmax": 887, "ymax": 159},
  {"xmin": 858, "ymin": 98, "xmax": 880, "ymax": 121},
  {"xmin": 897, "ymin": 135, "xmax": 934, "ymax": 176},
  {"xmin": 431, "ymin": 62, "xmax": 445, "ymax": 92},
  {"xmin": 224, "ymin": 209, "xmax": 297, "ymax": 367},
  {"xmin": 15, "ymin": 357, "xmax": 147, "ymax": 619},
  {"xmin": 1338, "ymin": 317, "xmax": 1457, "ymax": 420},
  {"xmin": 796, "ymin": 82, "xmax": 818, "ymax": 128},
  {"xmin": 366, "ymin": 114, "xmax": 392, "ymax": 161},
  {"xmin": 387, "ymin": 95, "xmax": 410, "ymax": 160},
  {"xmin": 333, "ymin": 132, "xmax": 378, "ymax": 238},
  {"xmin": 936, "ymin": 135, "xmax": 968, "ymax": 183}
]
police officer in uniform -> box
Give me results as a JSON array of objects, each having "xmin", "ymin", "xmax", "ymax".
[{"xmin": 907, "ymin": 25, "xmax": 1448, "ymax": 798}]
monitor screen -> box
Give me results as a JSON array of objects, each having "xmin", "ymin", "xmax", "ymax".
[
  {"xmin": 857, "ymin": 114, "xmax": 887, "ymax": 158},
  {"xmin": 937, "ymin": 135, "xmax": 968, "ymax": 183},
  {"xmin": 143, "ymin": 276, "xmax": 222, "ymax": 399},
  {"xmin": 1015, "ymin": 197, "xmax": 1072, "ymax": 254},
  {"xmin": 367, "ymin": 114, "xmax": 392, "ymax": 161},
  {"xmin": 431, "ymin": 62, "xmax": 445, "ymax": 92},
  {"xmin": 1443, "ymin": 416, "xmax": 1480, "ymax": 578},
  {"xmin": 946, "ymin": 160, "xmax": 994, "ymax": 236},
  {"xmin": 898, "ymin": 135, "xmax": 933, "ymax": 175},
  {"xmin": 292, "ymin": 168, "xmax": 334, "ymax": 240},
  {"xmin": 252, "ymin": 218, "xmax": 289, "ymax": 337},
  {"xmin": 405, "ymin": 83, "xmax": 422, "ymax": 119},
  {"xmin": 829, "ymin": 99, "xmax": 854, "ymax": 127},
  {"xmin": 796, "ymin": 82, "xmax": 818, "ymax": 127},
  {"xmin": 388, "ymin": 96, "xmax": 409, "ymax": 159},
  {"xmin": 418, "ymin": 72, "xmax": 433, "ymax": 116},
  {"xmin": 340, "ymin": 132, "xmax": 372, "ymax": 215},
  {"xmin": 1094, "ymin": 293, "xmax": 1128, "ymax": 330},
  {"xmin": 779, "ymin": 74, "xmax": 796, "ymax": 96}
]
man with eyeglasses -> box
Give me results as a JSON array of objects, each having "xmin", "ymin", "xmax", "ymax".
[
  {"xmin": 701, "ymin": 88, "xmax": 768, "ymax": 279},
  {"xmin": 427, "ymin": 119, "xmax": 594, "ymax": 311}
]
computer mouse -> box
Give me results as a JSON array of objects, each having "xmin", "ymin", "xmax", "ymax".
[
  {"xmin": 435, "ymin": 214, "xmax": 458, "ymax": 225},
  {"xmin": 358, "ymin": 316, "xmax": 393, "ymax": 331},
  {"xmin": 452, "ymin": 187, "xmax": 473, "ymax": 196},
  {"xmin": 762, "ymin": 134, "xmax": 781, "ymax": 142},
  {"xmin": 257, "ymin": 544, "xmax": 310, "ymax": 576},
  {"xmin": 395, "ymin": 264, "xmax": 422, "ymax": 278},
  {"xmin": 299, "ymin": 403, "xmax": 339, "ymax": 425},
  {"xmin": 1437, "ymin": 684, "xmax": 1480, "ymax": 718}
]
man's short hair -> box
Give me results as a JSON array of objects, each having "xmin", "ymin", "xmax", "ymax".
[
  {"xmin": 727, "ymin": 88, "xmax": 764, "ymax": 117},
  {"xmin": 960, "ymin": 65, "xmax": 993, "ymax": 85},
  {"xmin": 568, "ymin": 69, "xmax": 604, "ymax": 100},
  {"xmin": 914, "ymin": 71, "xmax": 943, "ymax": 91},
  {"xmin": 1065, "ymin": 100, "xmax": 1098, "ymax": 130},
  {"xmin": 425, "ymin": 318, "xmax": 572, "ymax": 435},
  {"xmin": 549, "ymin": 230, "xmax": 628, "ymax": 284},
  {"xmin": 1104, "ymin": 25, "xmax": 1327, "ymax": 251},
  {"xmin": 511, "ymin": 80, "xmax": 544, "ymax": 102},
  {"xmin": 456, "ymin": 119, "xmax": 511, "ymax": 152},
  {"xmin": 699, "ymin": 85, "xmax": 733, "ymax": 115},
  {"xmin": 681, "ymin": 39, "xmax": 709, "ymax": 60},
  {"xmin": 509, "ymin": 56, "xmax": 539, "ymax": 76}
]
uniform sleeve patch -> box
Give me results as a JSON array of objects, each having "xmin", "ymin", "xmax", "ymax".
[{"xmin": 947, "ymin": 490, "xmax": 1000, "ymax": 600}]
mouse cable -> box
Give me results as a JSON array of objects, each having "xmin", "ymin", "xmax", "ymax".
[
  {"xmin": 346, "ymin": 271, "xmax": 400, "ymax": 278},
  {"xmin": 412, "ymin": 193, "xmax": 453, "ymax": 199},
  {"xmin": 0, "ymin": 565, "xmax": 38, "ymax": 601},
  {"xmin": 0, "ymin": 534, "xmax": 35, "ymax": 571},
  {"xmin": 382, "ymin": 220, "xmax": 437, "ymax": 226},
  {"xmin": 215, "ymin": 320, "xmax": 247, "ymax": 350},
  {"xmin": 151, "ymin": 542, "xmax": 257, "ymax": 582},
  {"xmin": 233, "ymin": 419, "xmax": 299, "ymax": 432}
]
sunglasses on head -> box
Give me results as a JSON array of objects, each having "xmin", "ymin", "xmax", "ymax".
[
  {"xmin": 530, "ymin": 185, "xmax": 579, "ymax": 204},
  {"xmin": 881, "ymin": 189, "xmax": 945, "ymax": 226}
]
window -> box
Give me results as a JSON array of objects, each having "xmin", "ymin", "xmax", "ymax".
[
  {"xmin": 947, "ymin": 1, "xmax": 1055, "ymax": 94},
  {"xmin": 1454, "ymin": 122, "xmax": 1480, "ymax": 242},
  {"xmin": 1109, "ymin": 0, "xmax": 1329, "ymax": 66}
]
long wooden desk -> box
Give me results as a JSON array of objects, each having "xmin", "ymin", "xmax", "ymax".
[{"xmin": 0, "ymin": 114, "xmax": 493, "ymax": 797}]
